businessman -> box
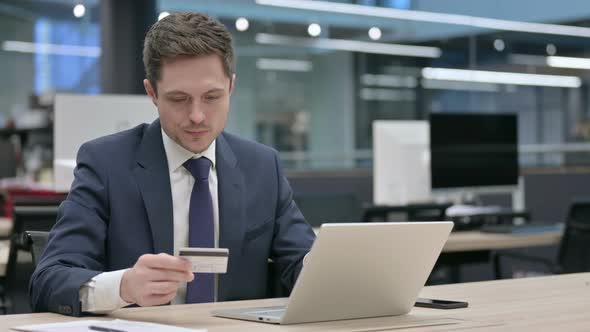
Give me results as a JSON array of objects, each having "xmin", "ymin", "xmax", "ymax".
[{"xmin": 30, "ymin": 12, "xmax": 316, "ymax": 316}]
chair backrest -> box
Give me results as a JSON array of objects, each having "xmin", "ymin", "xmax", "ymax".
[
  {"xmin": 0, "ymin": 140, "xmax": 17, "ymax": 179},
  {"xmin": 22, "ymin": 231, "xmax": 50, "ymax": 267},
  {"xmin": 6, "ymin": 199, "xmax": 62, "ymax": 280},
  {"xmin": 558, "ymin": 198, "xmax": 590, "ymax": 273}
]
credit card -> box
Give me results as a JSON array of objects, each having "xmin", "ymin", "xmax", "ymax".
[{"xmin": 178, "ymin": 247, "xmax": 229, "ymax": 274}]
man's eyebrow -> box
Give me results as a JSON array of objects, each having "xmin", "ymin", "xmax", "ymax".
[
  {"xmin": 163, "ymin": 90, "xmax": 189, "ymax": 96},
  {"xmin": 205, "ymin": 88, "xmax": 226, "ymax": 94}
]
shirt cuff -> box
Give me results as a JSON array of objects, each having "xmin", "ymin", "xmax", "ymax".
[{"xmin": 79, "ymin": 269, "xmax": 133, "ymax": 313}]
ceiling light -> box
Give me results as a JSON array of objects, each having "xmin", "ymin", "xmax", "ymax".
[
  {"xmin": 360, "ymin": 88, "xmax": 416, "ymax": 101},
  {"xmin": 547, "ymin": 56, "xmax": 590, "ymax": 70},
  {"xmin": 235, "ymin": 17, "xmax": 249, "ymax": 31},
  {"xmin": 307, "ymin": 23, "xmax": 321, "ymax": 37},
  {"xmin": 73, "ymin": 4, "xmax": 85, "ymax": 18},
  {"xmin": 256, "ymin": 33, "xmax": 441, "ymax": 58},
  {"xmin": 508, "ymin": 54, "xmax": 547, "ymax": 66},
  {"xmin": 256, "ymin": 58, "xmax": 313, "ymax": 72},
  {"xmin": 256, "ymin": 0, "xmax": 590, "ymax": 38},
  {"xmin": 493, "ymin": 39, "xmax": 505, "ymax": 52},
  {"xmin": 361, "ymin": 74, "xmax": 417, "ymax": 88},
  {"xmin": 422, "ymin": 79, "xmax": 501, "ymax": 92},
  {"xmin": 368, "ymin": 27, "xmax": 382, "ymax": 41},
  {"xmin": 546, "ymin": 44, "xmax": 557, "ymax": 56},
  {"xmin": 158, "ymin": 11, "xmax": 170, "ymax": 21},
  {"xmin": 2, "ymin": 40, "xmax": 101, "ymax": 57},
  {"xmin": 422, "ymin": 67, "xmax": 581, "ymax": 88}
]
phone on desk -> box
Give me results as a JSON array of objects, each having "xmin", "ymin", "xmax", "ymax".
[{"xmin": 415, "ymin": 298, "xmax": 468, "ymax": 309}]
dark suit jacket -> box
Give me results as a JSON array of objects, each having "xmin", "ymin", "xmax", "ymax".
[{"xmin": 30, "ymin": 119, "xmax": 315, "ymax": 316}]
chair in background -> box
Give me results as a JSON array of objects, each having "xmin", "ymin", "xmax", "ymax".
[
  {"xmin": 362, "ymin": 203, "xmax": 452, "ymax": 223},
  {"xmin": 0, "ymin": 140, "xmax": 17, "ymax": 180},
  {"xmin": 1, "ymin": 197, "xmax": 62, "ymax": 314},
  {"xmin": 494, "ymin": 198, "xmax": 590, "ymax": 278},
  {"xmin": 6, "ymin": 199, "xmax": 62, "ymax": 277},
  {"xmin": 22, "ymin": 231, "xmax": 49, "ymax": 268}
]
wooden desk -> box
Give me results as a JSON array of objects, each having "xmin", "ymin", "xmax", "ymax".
[
  {"xmin": 443, "ymin": 229, "xmax": 562, "ymax": 253},
  {"xmin": 440, "ymin": 229, "xmax": 563, "ymax": 282},
  {"xmin": 313, "ymin": 227, "xmax": 563, "ymax": 253},
  {"xmin": 1, "ymin": 273, "xmax": 589, "ymax": 331}
]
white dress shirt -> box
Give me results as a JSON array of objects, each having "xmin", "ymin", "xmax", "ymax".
[{"xmin": 79, "ymin": 130, "xmax": 219, "ymax": 313}]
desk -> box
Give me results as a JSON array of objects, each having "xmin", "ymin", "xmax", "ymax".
[
  {"xmin": 312, "ymin": 227, "xmax": 563, "ymax": 253},
  {"xmin": 441, "ymin": 229, "xmax": 562, "ymax": 282},
  {"xmin": 443, "ymin": 229, "xmax": 562, "ymax": 253},
  {"xmin": 1, "ymin": 273, "xmax": 589, "ymax": 331}
]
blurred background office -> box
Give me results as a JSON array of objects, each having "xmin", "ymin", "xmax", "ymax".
[{"xmin": 1, "ymin": 0, "xmax": 590, "ymax": 314}]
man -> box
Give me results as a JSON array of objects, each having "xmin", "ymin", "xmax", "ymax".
[{"xmin": 30, "ymin": 12, "xmax": 315, "ymax": 316}]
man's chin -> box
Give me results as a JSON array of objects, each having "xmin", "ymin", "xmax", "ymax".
[{"xmin": 181, "ymin": 140, "xmax": 212, "ymax": 154}]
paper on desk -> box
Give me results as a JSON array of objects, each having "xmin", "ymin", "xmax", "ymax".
[{"xmin": 12, "ymin": 319, "xmax": 206, "ymax": 332}]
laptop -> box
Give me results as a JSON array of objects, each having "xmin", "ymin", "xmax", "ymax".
[{"xmin": 212, "ymin": 221, "xmax": 453, "ymax": 325}]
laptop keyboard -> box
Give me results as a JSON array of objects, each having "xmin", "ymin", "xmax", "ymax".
[{"xmin": 246, "ymin": 307, "xmax": 285, "ymax": 318}]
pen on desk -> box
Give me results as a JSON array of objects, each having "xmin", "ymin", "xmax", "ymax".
[{"xmin": 88, "ymin": 325, "xmax": 127, "ymax": 332}]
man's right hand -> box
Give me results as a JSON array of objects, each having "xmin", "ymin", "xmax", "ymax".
[{"xmin": 120, "ymin": 253, "xmax": 194, "ymax": 306}]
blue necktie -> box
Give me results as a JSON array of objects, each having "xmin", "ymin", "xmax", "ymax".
[{"xmin": 183, "ymin": 157, "xmax": 215, "ymax": 303}]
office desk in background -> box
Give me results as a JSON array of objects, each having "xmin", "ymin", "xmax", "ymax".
[
  {"xmin": 314, "ymin": 225, "xmax": 562, "ymax": 283},
  {"xmin": 1, "ymin": 273, "xmax": 588, "ymax": 331},
  {"xmin": 443, "ymin": 229, "xmax": 562, "ymax": 253},
  {"xmin": 311, "ymin": 227, "xmax": 563, "ymax": 253}
]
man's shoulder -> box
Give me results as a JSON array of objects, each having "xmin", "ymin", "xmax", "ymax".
[{"xmin": 80, "ymin": 122, "xmax": 150, "ymax": 156}]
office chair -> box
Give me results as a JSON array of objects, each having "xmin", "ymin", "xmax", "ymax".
[
  {"xmin": 22, "ymin": 231, "xmax": 49, "ymax": 268},
  {"xmin": 1, "ymin": 198, "xmax": 62, "ymax": 314},
  {"xmin": 494, "ymin": 198, "xmax": 590, "ymax": 278},
  {"xmin": 362, "ymin": 203, "xmax": 452, "ymax": 223},
  {"xmin": 0, "ymin": 140, "xmax": 17, "ymax": 180}
]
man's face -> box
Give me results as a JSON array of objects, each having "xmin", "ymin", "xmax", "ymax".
[{"xmin": 144, "ymin": 54, "xmax": 234, "ymax": 154}]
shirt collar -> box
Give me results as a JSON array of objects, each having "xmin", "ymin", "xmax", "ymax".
[{"xmin": 161, "ymin": 129, "xmax": 216, "ymax": 173}]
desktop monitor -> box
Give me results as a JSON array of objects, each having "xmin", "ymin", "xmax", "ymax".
[
  {"xmin": 429, "ymin": 112, "xmax": 518, "ymax": 189},
  {"xmin": 54, "ymin": 94, "xmax": 156, "ymax": 192}
]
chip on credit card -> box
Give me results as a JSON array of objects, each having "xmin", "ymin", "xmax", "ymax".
[{"xmin": 178, "ymin": 247, "xmax": 229, "ymax": 274}]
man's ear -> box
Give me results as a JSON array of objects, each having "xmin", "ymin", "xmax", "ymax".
[
  {"xmin": 143, "ymin": 79, "xmax": 158, "ymax": 106},
  {"xmin": 229, "ymin": 74, "xmax": 236, "ymax": 96}
]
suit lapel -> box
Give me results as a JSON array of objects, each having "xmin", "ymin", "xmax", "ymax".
[
  {"xmin": 216, "ymin": 133, "xmax": 245, "ymax": 261},
  {"xmin": 133, "ymin": 119, "xmax": 174, "ymax": 255}
]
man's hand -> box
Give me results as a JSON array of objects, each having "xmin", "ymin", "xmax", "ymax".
[{"xmin": 120, "ymin": 253, "xmax": 194, "ymax": 306}]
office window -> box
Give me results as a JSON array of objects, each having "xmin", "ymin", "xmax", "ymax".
[
  {"xmin": 154, "ymin": 0, "xmax": 590, "ymax": 171},
  {"xmin": 34, "ymin": 18, "xmax": 100, "ymax": 95},
  {"xmin": 0, "ymin": 0, "xmax": 100, "ymax": 126}
]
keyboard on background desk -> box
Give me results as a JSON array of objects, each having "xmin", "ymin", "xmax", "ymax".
[{"xmin": 479, "ymin": 223, "xmax": 564, "ymax": 234}]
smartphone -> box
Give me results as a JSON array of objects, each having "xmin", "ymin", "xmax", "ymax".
[{"xmin": 415, "ymin": 297, "xmax": 468, "ymax": 309}]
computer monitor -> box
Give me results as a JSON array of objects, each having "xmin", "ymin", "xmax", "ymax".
[
  {"xmin": 54, "ymin": 94, "xmax": 156, "ymax": 192},
  {"xmin": 429, "ymin": 112, "xmax": 518, "ymax": 189}
]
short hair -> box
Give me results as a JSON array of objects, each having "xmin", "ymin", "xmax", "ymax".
[{"xmin": 143, "ymin": 12, "xmax": 235, "ymax": 94}]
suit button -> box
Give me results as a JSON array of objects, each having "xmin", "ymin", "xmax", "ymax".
[{"xmin": 58, "ymin": 305, "xmax": 72, "ymax": 315}]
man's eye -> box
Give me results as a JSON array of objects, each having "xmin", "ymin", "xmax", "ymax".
[
  {"xmin": 170, "ymin": 97, "xmax": 188, "ymax": 103},
  {"xmin": 205, "ymin": 95, "xmax": 221, "ymax": 101}
]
